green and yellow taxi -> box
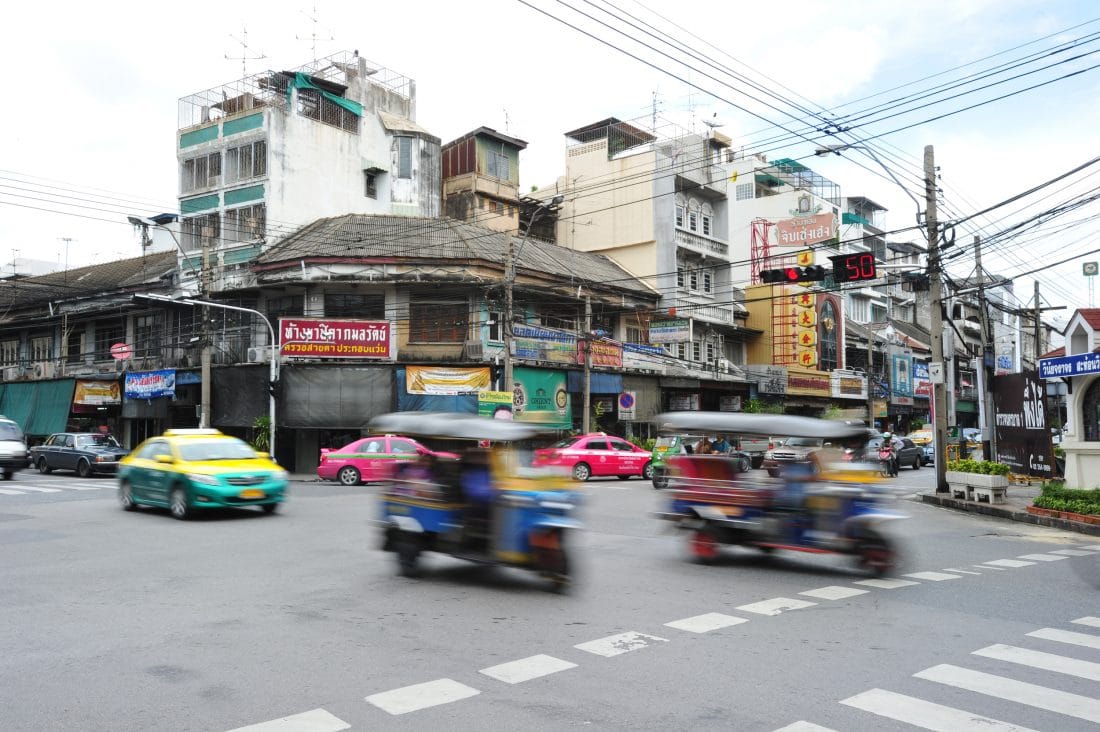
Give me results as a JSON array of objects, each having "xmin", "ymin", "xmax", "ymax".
[{"xmin": 117, "ymin": 429, "xmax": 288, "ymax": 519}]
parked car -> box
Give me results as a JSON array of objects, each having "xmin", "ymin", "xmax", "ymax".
[
  {"xmin": 317, "ymin": 434, "xmax": 458, "ymax": 486},
  {"xmin": 865, "ymin": 436, "xmax": 923, "ymax": 470},
  {"xmin": 762, "ymin": 436, "xmax": 824, "ymax": 477},
  {"xmin": 533, "ymin": 433, "xmax": 654, "ymax": 481},
  {"xmin": 117, "ymin": 428, "xmax": 287, "ymax": 519},
  {"xmin": 0, "ymin": 416, "xmax": 28, "ymax": 480},
  {"xmin": 922, "ymin": 444, "xmax": 935, "ymax": 466},
  {"xmin": 30, "ymin": 432, "xmax": 129, "ymax": 477}
]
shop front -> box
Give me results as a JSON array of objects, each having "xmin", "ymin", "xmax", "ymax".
[
  {"xmin": 0, "ymin": 379, "xmax": 77, "ymax": 446},
  {"xmin": 396, "ymin": 365, "xmax": 490, "ymax": 414},
  {"xmin": 512, "ymin": 366, "xmax": 572, "ymax": 431},
  {"xmin": 122, "ymin": 370, "xmax": 177, "ymax": 449},
  {"xmin": 618, "ymin": 374, "xmax": 661, "ymax": 441},
  {"xmin": 567, "ymin": 370, "xmax": 623, "ymax": 434},
  {"xmin": 784, "ymin": 368, "xmax": 834, "ymax": 416}
]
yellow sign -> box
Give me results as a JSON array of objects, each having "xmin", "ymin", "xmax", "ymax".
[
  {"xmin": 406, "ymin": 366, "xmax": 490, "ymax": 395},
  {"xmin": 798, "ymin": 331, "xmax": 817, "ymax": 347},
  {"xmin": 797, "ymin": 349, "xmax": 818, "ymax": 368},
  {"xmin": 73, "ymin": 380, "xmax": 121, "ymax": 405},
  {"xmin": 792, "ymin": 292, "xmax": 815, "ymax": 309},
  {"xmin": 796, "ymin": 309, "xmax": 817, "ymax": 328},
  {"xmin": 796, "ymin": 250, "xmax": 815, "ymax": 266}
]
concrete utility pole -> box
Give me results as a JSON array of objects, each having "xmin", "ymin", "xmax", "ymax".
[
  {"xmin": 583, "ymin": 295, "xmax": 592, "ymax": 433},
  {"xmin": 927, "ymin": 145, "xmax": 949, "ymax": 493},
  {"xmin": 975, "ymin": 235, "xmax": 996, "ymax": 461},
  {"xmin": 1034, "ymin": 281, "xmax": 1042, "ymax": 367},
  {"xmin": 200, "ymin": 234, "xmax": 213, "ymax": 429},
  {"xmin": 503, "ymin": 235, "xmax": 516, "ymax": 396},
  {"xmin": 866, "ymin": 326, "xmax": 876, "ymax": 429}
]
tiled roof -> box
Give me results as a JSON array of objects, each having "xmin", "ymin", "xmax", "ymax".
[
  {"xmin": 1076, "ymin": 309, "xmax": 1100, "ymax": 329},
  {"xmin": 255, "ymin": 214, "xmax": 658, "ymax": 296},
  {"xmin": 0, "ymin": 250, "xmax": 177, "ymax": 311}
]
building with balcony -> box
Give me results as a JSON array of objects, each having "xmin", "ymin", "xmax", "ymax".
[{"xmin": 441, "ymin": 127, "xmax": 527, "ymax": 232}]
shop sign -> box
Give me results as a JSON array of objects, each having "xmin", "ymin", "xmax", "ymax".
[
  {"xmin": 993, "ymin": 371, "xmax": 1054, "ymax": 478},
  {"xmin": 787, "ymin": 373, "xmax": 831, "ymax": 397},
  {"xmin": 796, "ymin": 349, "xmax": 817, "ymax": 368},
  {"xmin": 775, "ymin": 213, "xmax": 836, "ymax": 247},
  {"xmin": 624, "ymin": 343, "xmax": 663, "ymax": 355},
  {"xmin": 477, "ymin": 390, "xmax": 514, "ymax": 419},
  {"xmin": 1039, "ymin": 351, "xmax": 1100, "ymax": 379},
  {"xmin": 668, "ymin": 393, "xmax": 700, "ymax": 411},
  {"xmin": 720, "ymin": 395, "xmax": 742, "ymax": 412},
  {"xmin": 406, "ymin": 366, "xmax": 490, "ymax": 395},
  {"xmin": 912, "ymin": 361, "xmax": 931, "ymax": 397},
  {"xmin": 125, "ymin": 370, "xmax": 175, "ymax": 400},
  {"xmin": 512, "ymin": 367, "xmax": 571, "ymax": 429},
  {"xmin": 747, "ymin": 365, "xmax": 788, "ymax": 395},
  {"xmin": 74, "ymin": 380, "xmax": 121, "ymax": 406},
  {"xmin": 512, "ymin": 324, "xmax": 577, "ymax": 364},
  {"xmin": 279, "ymin": 318, "xmax": 391, "ymax": 359},
  {"xmin": 578, "ymin": 339, "xmax": 623, "ymax": 368},
  {"xmin": 792, "ymin": 292, "xmax": 815, "ymax": 309},
  {"xmin": 618, "ymin": 392, "xmax": 636, "ymax": 420},
  {"xmin": 830, "ymin": 369, "xmax": 867, "ymax": 400},
  {"xmin": 649, "ymin": 318, "xmax": 692, "ymax": 344},
  {"xmin": 891, "ymin": 352, "xmax": 913, "ymax": 398}
]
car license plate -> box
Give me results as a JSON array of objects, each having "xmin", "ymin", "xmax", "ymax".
[{"xmin": 239, "ymin": 489, "xmax": 265, "ymax": 499}]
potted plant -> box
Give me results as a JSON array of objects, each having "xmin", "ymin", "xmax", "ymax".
[{"xmin": 945, "ymin": 459, "xmax": 1011, "ymax": 502}]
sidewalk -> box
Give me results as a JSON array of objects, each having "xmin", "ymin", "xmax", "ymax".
[{"xmin": 920, "ymin": 481, "xmax": 1100, "ymax": 537}]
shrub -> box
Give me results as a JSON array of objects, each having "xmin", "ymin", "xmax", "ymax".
[
  {"xmin": 1033, "ymin": 483, "xmax": 1100, "ymax": 515},
  {"xmin": 946, "ymin": 459, "xmax": 1010, "ymax": 476},
  {"xmin": 639, "ymin": 437, "xmax": 657, "ymax": 452}
]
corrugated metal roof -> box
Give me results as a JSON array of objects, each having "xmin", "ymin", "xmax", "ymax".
[
  {"xmin": 0, "ymin": 250, "xmax": 177, "ymax": 311},
  {"xmin": 255, "ymin": 214, "xmax": 657, "ymax": 296}
]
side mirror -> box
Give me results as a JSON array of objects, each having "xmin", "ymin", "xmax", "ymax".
[{"xmin": 155, "ymin": 454, "xmax": 175, "ymax": 464}]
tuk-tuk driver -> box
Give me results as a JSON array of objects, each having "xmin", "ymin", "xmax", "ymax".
[{"xmin": 460, "ymin": 449, "xmax": 494, "ymax": 506}]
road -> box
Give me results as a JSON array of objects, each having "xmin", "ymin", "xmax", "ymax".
[{"xmin": 2, "ymin": 466, "xmax": 1099, "ymax": 731}]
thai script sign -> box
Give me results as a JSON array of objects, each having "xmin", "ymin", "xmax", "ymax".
[
  {"xmin": 74, "ymin": 380, "xmax": 122, "ymax": 405},
  {"xmin": 1039, "ymin": 351, "xmax": 1100, "ymax": 378},
  {"xmin": 279, "ymin": 318, "xmax": 392, "ymax": 359},
  {"xmin": 787, "ymin": 373, "xmax": 831, "ymax": 397},
  {"xmin": 512, "ymin": 324, "xmax": 577, "ymax": 364},
  {"xmin": 830, "ymin": 369, "xmax": 867, "ymax": 400},
  {"xmin": 912, "ymin": 361, "xmax": 931, "ymax": 397},
  {"xmin": 406, "ymin": 366, "xmax": 490, "ymax": 395},
  {"xmin": 993, "ymin": 371, "xmax": 1054, "ymax": 478},
  {"xmin": 124, "ymin": 370, "xmax": 175, "ymax": 400},
  {"xmin": 477, "ymin": 390, "xmax": 514, "ymax": 419},
  {"xmin": 775, "ymin": 213, "xmax": 836, "ymax": 247},
  {"xmin": 649, "ymin": 318, "xmax": 692, "ymax": 344},
  {"xmin": 747, "ymin": 365, "xmax": 788, "ymax": 395},
  {"xmin": 578, "ymin": 339, "xmax": 623, "ymax": 368}
]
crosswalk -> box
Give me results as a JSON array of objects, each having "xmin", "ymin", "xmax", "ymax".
[
  {"xmin": 0, "ymin": 478, "xmax": 109, "ymax": 495},
  {"xmin": 780, "ymin": 616, "xmax": 1100, "ymax": 731}
]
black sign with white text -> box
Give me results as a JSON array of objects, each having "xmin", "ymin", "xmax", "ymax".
[{"xmin": 993, "ymin": 371, "xmax": 1055, "ymax": 478}]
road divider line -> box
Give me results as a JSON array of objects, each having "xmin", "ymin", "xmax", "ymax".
[
  {"xmin": 798, "ymin": 586, "xmax": 869, "ymax": 601},
  {"xmin": 736, "ymin": 597, "xmax": 817, "ymax": 616},
  {"xmin": 914, "ymin": 663, "xmax": 1100, "ymax": 723},
  {"xmin": 904, "ymin": 571, "xmax": 963, "ymax": 581},
  {"xmin": 665, "ymin": 612, "xmax": 749, "ymax": 633},
  {"xmin": 365, "ymin": 678, "xmax": 480, "ymax": 715},
  {"xmin": 225, "ymin": 708, "xmax": 350, "ymax": 732},
  {"xmin": 981, "ymin": 559, "xmax": 1035, "ymax": 568},
  {"xmin": 973, "ymin": 643, "xmax": 1100, "ymax": 682},
  {"xmin": 853, "ymin": 578, "xmax": 919, "ymax": 589},
  {"xmin": 840, "ymin": 687, "xmax": 1037, "ymax": 731},
  {"xmin": 1017, "ymin": 553, "xmax": 1068, "ymax": 562},
  {"xmin": 479, "ymin": 654, "xmax": 577, "ymax": 684},
  {"xmin": 1072, "ymin": 616, "xmax": 1100, "ymax": 628},
  {"xmin": 1077, "ymin": 544, "xmax": 1100, "ymax": 551},
  {"xmin": 574, "ymin": 631, "xmax": 668, "ymax": 657},
  {"xmin": 1027, "ymin": 627, "xmax": 1100, "ymax": 650}
]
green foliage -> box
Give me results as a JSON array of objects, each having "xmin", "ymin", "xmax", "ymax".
[
  {"xmin": 822, "ymin": 404, "xmax": 844, "ymax": 421},
  {"xmin": 743, "ymin": 397, "xmax": 784, "ymax": 415},
  {"xmin": 946, "ymin": 459, "xmax": 1011, "ymax": 476},
  {"xmin": 251, "ymin": 415, "xmax": 271, "ymax": 452},
  {"xmin": 639, "ymin": 437, "xmax": 657, "ymax": 452},
  {"xmin": 1034, "ymin": 482, "xmax": 1100, "ymax": 516}
]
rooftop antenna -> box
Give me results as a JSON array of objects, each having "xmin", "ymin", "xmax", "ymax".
[
  {"xmin": 298, "ymin": 2, "xmax": 334, "ymax": 63},
  {"xmin": 503, "ymin": 108, "xmax": 510, "ymax": 134},
  {"xmin": 226, "ymin": 26, "xmax": 266, "ymax": 77}
]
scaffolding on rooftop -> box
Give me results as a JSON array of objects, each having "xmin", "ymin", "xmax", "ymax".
[{"xmin": 761, "ymin": 158, "xmax": 842, "ymax": 207}]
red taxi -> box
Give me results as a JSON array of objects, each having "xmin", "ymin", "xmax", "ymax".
[
  {"xmin": 533, "ymin": 433, "xmax": 654, "ymax": 481},
  {"xmin": 317, "ymin": 435, "xmax": 457, "ymax": 486}
]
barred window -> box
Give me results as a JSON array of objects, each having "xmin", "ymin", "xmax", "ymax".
[
  {"xmin": 409, "ymin": 295, "xmax": 468, "ymax": 343},
  {"xmin": 135, "ymin": 314, "xmax": 162, "ymax": 359},
  {"xmin": 224, "ymin": 204, "xmax": 265, "ymax": 243},
  {"xmin": 94, "ymin": 319, "xmax": 125, "ymax": 361},
  {"xmin": 324, "ymin": 293, "xmax": 385, "ymax": 319},
  {"xmin": 181, "ymin": 212, "xmax": 220, "ymax": 252},
  {"xmin": 180, "ymin": 152, "xmax": 221, "ymax": 193},
  {"xmin": 225, "ymin": 139, "xmax": 266, "ymax": 184},
  {"xmin": 66, "ymin": 330, "xmax": 84, "ymax": 363},
  {"xmin": 30, "ymin": 335, "xmax": 52, "ymax": 362}
]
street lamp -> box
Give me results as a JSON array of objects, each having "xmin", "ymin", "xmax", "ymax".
[
  {"xmin": 133, "ymin": 293, "xmax": 278, "ymax": 461},
  {"xmin": 814, "ymin": 144, "xmax": 923, "ymax": 226}
]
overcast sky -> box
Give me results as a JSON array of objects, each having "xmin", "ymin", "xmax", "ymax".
[{"xmin": 3, "ymin": 0, "xmax": 1098, "ymax": 329}]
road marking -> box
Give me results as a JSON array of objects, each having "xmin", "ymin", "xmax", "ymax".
[
  {"xmin": 0, "ymin": 488, "xmax": 26, "ymax": 495},
  {"xmin": 773, "ymin": 722, "xmax": 838, "ymax": 732},
  {"xmin": 853, "ymin": 578, "xmax": 919, "ymax": 589},
  {"xmin": 1027, "ymin": 627, "xmax": 1100, "ymax": 650},
  {"xmin": 1051, "ymin": 549, "xmax": 1095, "ymax": 556},
  {"xmin": 975, "ymin": 564, "xmax": 1007, "ymax": 570},
  {"xmin": 914, "ymin": 663, "xmax": 1100, "ymax": 723},
  {"xmin": 478, "ymin": 654, "xmax": 576, "ymax": 684},
  {"xmin": 574, "ymin": 631, "xmax": 668, "ymax": 657},
  {"xmin": 981, "ymin": 559, "xmax": 1035, "ymax": 568},
  {"xmin": 62, "ymin": 484, "xmax": 104, "ymax": 491},
  {"xmin": 904, "ymin": 571, "xmax": 962, "ymax": 581},
  {"xmin": 840, "ymin": 687, "xmax": 1037, "ymax": 731},
  {"xmin": 365, "ymin": 678, "xmax": 480, "ymax": 715},
  {"xmin": 225, "ymin": 708, "xmax": 350, "ymax": 732},
  {"xmin": 1072, "ymin": 616, "xmax": 1100, "ymax": 628},
  {"xmin": 974, "ymin": 643, "xmax": 1100, "ymax": 682},
  {"xmin": 1017, "ymin": 553, "xmax": 1068, "ymax": 562},
  {"xmin": 942, "ymin": 567, "xmax": 983, "ymax": 575},
  {"xmin": 665, "ymin": 612, "xmax": 749, "ymax": 633},
  {"xmin": 1077, "ymin": 544, "xmax": 1100, "ymax": 551},
  {"xmin": 799, "ymin": 586, "xmax": 869, "ymax": 601},
  {"xmin": 736, "ymin": 597, "xmax": 817, "ymax": 616},
  {"xmin": 8, "ymin": 485, "xmax": 62, "ymax": 493}
]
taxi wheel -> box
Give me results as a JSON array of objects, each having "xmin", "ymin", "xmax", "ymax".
[
  {"xmin": 76, "ymin": 460, "xmax": 92, "ymax": 479},
  {"xmin": 261, "ymin": 503, "xmax": 279, "ymax": 515},
  {"xmin": 642, "ymin": 461, "xmax": 655, "ymax": 481},
  {"xmin": 571, "ymin": 463, "xmax": 591, "ymax": 482},
  {"xmin": 170, "ymin": 486, "xmax": 192, "ymax": 521},
  {"xmin": 119, "ymin": 481, "xmax": 137, "ymax": 511},
  {"xmin": 338, "ymin": 466, "xmax": 362, "ymax": 486},
  {"xmin": 38, "ymin": 458, "xmax": 52, "ymax": 475}
]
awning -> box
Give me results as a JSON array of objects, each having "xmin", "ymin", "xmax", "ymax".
[
  {"xmin": 0, "ymin": 379, "xmax": 76, "ymax": 435},
  {"xmin": 567, "ymin": 371, "xmax": 623, "ymax": 394}
]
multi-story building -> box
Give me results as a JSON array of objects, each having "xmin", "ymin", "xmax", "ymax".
[{"xmin": 441, "ymin": 127, "xmax": 527, "ymax": 232}]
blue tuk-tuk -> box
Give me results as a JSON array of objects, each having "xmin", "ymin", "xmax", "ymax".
[
  {"xmin": 369, "ymin": 412, "xmax": 580, "ymax": 591},
  {"xmin": 653, "ymin": 412, "xmax": 906, "ymax": 576}
]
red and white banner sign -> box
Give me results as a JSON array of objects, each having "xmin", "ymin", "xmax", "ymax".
[{"xmin": 279, "ymin": 318, "xmax": 392, "ymax": 359}]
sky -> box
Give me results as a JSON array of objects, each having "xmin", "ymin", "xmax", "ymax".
[{"xmin": 3, "ymin": 0, "xmax": 1099, "ymax": 335}]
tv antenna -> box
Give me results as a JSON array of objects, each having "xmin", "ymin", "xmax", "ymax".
[
  {"xmin": 298, "ymin": 3, "xmax": 335, "ymax": 62},
  {"xmin": 226, "ymin": 26, "xmax": 266, "ymax": 77}
]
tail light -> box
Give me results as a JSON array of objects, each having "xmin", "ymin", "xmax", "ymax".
[{"xmin": 768, "ymin": 441, "xmax": 774, "ymax": 450}]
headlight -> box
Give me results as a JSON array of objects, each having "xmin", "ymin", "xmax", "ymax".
[
  {"xmin": 272, "ymin": 470, "xmax": 289, "ymax": 481},
  {"xmin": 187, "ymin": 473, "xmax": 220, "ymax": 486}
]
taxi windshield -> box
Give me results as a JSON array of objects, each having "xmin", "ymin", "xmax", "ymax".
[
  {"xmin": 177, "ymin": 439, "xmax": 257, "ymax": 462},
  {"xmin": 76, "ymin": 434, "xmax": 121, "ymax": 448}
]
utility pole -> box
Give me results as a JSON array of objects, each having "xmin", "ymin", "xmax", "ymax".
[
  {"xmin": 503, "ymin": 236, "xmax": 515, "ymax": 397},
  {"xmin": 927, "ymin": 145, "xmax": 949, "ymax": 493},
  {"xmin": 1033, "ymin": 281, "xmax": 1042, "ymax": 367},
  {"xmin": 583, "ymin": 295, "xmax": 592, "ymax": 433},
  {"xmin": 866, "ymin": 326, "xmax": 875, "ymax": 429},
  {"xmin": 975, "ymin": 235, "xmax": 996, "ymax": 461},
  {"xmin": 200, "ymin": 234, "xmax": 212, "ymax": 429}
]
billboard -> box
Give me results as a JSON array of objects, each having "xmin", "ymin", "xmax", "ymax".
[
  {"xmin": 279, "ymin": 318, "xmax": 392, "ymax": 359},
  {"xmin": 993, "ymin": 370, "xmax": 1055, "ymax": 478}
]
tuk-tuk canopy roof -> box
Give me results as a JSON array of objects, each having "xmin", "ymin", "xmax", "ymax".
[
  {"xmin": 654, "ymin": 412, "xmax": 869, "ymax": 441},
  {"xmin": 368, "ymin": 411, "xmax": 551, "ymax": 441}
]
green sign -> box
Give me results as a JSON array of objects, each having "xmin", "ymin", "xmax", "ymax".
[
  {"xmin": 477, "ymin": 391, "xmax": 514, "ymax": 419},
  {"xmin": 512, "ymin": 367, "xmax": 571, "ymax": 429}
]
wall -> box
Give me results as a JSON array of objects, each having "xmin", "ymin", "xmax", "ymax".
[{"xmin": 561, "ymin": 140, "xmax": 656, "ymax": 254}]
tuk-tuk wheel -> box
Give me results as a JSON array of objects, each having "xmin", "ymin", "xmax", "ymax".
[
  {"xmin": 396, "ymin": 532, "xmax": 422, "ymax": 577},
  {"xmin": 858, "ymin": 532, "xmax": 895, "ymax": 578},
  {"xmin": 652, "ymin": 467, "xmax": 668, "ymax": 490},
  {"xmin": 690, "ymin": 529, "xmax": 719, "ymax": 564}
]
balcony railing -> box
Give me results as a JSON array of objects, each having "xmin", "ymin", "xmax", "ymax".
[
  {"xmin": 675, "ymin": 229, "xmax": 728, "ymax": 258},
  {"xmin": 668, "ymin": 293, "xmax": 735, "ymax": 325}
]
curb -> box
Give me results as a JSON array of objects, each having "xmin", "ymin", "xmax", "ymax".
[{"xmin": 920, "ymin": 493, "xmax": 1100, "ymax": 536}]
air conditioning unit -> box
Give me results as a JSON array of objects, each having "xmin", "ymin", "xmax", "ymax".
[
  {"xmin": 463, "ymin": 340, "xmax": 484, "ymax": 361},
  {"xmin": 247, "ymin": 346, "xmax": 271, "ymax": 363},
  {"xmin": 33, "ymin": 362, "xmax": 56, "ymax": 379},
  {"xmin": 2, "ymin": 366, "xmax": 20, "ymax": 382}
]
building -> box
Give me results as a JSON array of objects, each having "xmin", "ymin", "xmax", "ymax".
[{"xmin": 441, "ymin": 127, "xmax": 527, "ymax": 232}]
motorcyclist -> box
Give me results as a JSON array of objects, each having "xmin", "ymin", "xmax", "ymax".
[{"xmin": 880, "ymin": 432, "xmax": 901, "ymax": 477}]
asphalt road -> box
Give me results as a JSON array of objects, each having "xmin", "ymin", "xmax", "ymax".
[{"xmin": 2, "ymin": 466, "xmax": 1099, "ymax": 731}]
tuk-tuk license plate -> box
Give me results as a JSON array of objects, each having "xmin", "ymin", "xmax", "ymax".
[{"xmin": 239, "ymin": 489, "xmax": 265, "ymax": 499}]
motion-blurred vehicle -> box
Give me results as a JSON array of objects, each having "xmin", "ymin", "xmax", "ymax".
[
  {"xmin": 317, "ymin": 435, "xmax": 458, "ymax": 486},
  {"xmin": 30, "ymin": 432, "xmax": 129, "ymax": 477},
  {"xmin": 863, "ymin": 436, "xmax": 922, "ymax": 471},
  {"xmin": 117, "ymin": 429, "xmax": 287, "ymax": 519},
  {"xmin": 533, "ymin": 432, "xmax": 653, "ymax": 482},
  {"xmin": 762, "ymin": 436, "xmax": 824, "ymax": 477},
  {"xmin": 922, "ymin": 444, "xmax": 935, "ymax": 465},
  {"xmin": 0, "ymin": 416, "xmax": 27, "ymax": 480},
  {"xmin": 654, "ymin": 412, "xmax": 906, "ymax": 577},
  {"xmin": 651, "ymin": 434, "xmax": 751, "ymax": 489}
]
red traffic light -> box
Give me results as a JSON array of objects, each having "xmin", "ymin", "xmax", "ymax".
[{"xmin": 761, "ymin": 265, "xmax": 827, "ymax": 284}]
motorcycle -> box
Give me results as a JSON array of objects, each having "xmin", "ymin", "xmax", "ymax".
[{"xmin": 878, "ymin": 444, "xmax": 896, "ymax": 477}]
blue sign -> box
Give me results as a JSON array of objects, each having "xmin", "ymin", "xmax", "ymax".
[
  {"xmin": 125, "ymin": 370, "xmax": 176, "ymax": 399},
  {"xmin": 624, "ymin": 342, "xmax": 664, "ymax": 355},
  {"xmin": 1039, "ymin": 352, "xmax": 1100, "ymax": 379}
]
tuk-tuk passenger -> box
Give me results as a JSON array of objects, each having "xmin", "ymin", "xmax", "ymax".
[{"xmin": 711, "ymin": 435, "xmax": 730, "ymax": 454}]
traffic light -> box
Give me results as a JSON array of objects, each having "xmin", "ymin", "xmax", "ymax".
[
  {"xmin": 760, "ymin": 265, "xmax": 827, "ymax": 283},
  {"xmin": 829, "ymin": 252, "xmax": 877, "ymax": 283}
]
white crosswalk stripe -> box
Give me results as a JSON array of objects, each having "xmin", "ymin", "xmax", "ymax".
[
  {"xmin": 773, "ymin": 722, "xmax": 837, "ymax": 732},
  {"xmin": 225, "ymin": 708, "xmax": 350, "ymax": 732},
  {"xmin": 973, "ymin": 643, "xmax": 1100, "ymax": 681},
  {"xmin": 1017, "ymin": 553, "xmax": 1068, "ymax": 562},
  {"xmin": 1072, "ymin": 616, "xmax": 1100, "ymax": 628},
  {"xmin": 1051, "ymin": 549, "xmax": 1096, "ymax": 556},
  {"xmin": 840, "ymin": 687, "xmax": 1037, "ymax": 731},
  {"xmin": 1027, "ymin": 627, "xmax": 1100, "ymax": 650},
  {"xmin": 8, "ymin": 485, "xmax": 62, "ymax": 493},
  {"xmin": 366, "ymin": 678, "xmax": 480, "ymax": 715},
  {"xmin": 982, "ymin": 559, "xmax": 1035, "ymax": 568}
]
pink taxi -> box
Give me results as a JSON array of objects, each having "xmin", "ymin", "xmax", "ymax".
[
  {"xmin": 533, "ymin": 433, "xmax": 654, "ymax": 482},
  {"xmin": 317, "ymin": 435, "xmax": 457, "ymax": 486}
]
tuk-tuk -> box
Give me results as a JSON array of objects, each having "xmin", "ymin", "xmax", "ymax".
[
  {"xmin": 651, "ymin": 435, "xmax": 751, "ymax": 489},
  {"xmin": 369, "ymin": 412, "xmax": 579, "ymax": 591},
  {"xmin": 653, "ymin": 412, "xmax": 906, "ymax": 576}
]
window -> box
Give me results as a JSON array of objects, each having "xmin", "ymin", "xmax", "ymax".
[
  {"xmin": 409, "ymin": 296, "xmax": 468, "ymax": 343},
  {"xmin": 626, "ymin": 325, "xmax": 643, "ymax": 344},
  {"xmin": 267, "ymin": 295, "xmax": 304, "ymax": 325},
  {"xmin": 390, "ymin": 439, "xmax": 418, "ymax": 454},
  {"xmin": 30, "ymin": 335, "xmax": 51, "ymax": 362},
  {"xmin": 94, "ymin": 319, "xmax": 125, "ymax": 361},
  {"xmin": 702, "ymin": 272, "xmax": 712, "ymax": 294},
  {"xmin": 847, "ymin": 296, "xmax": 869, "ymax": 323},
  {"xmin": 675, "ymin": 204, "xmax": 685, "ymax": 228},
  {"xmin": 396, "ymin": 137, "xmax": 413, "ymax": 179},
  {"xmin": 819, "ymin": 299, "xmax": 838, "ymax": 371},
  {"xmin": 364, "ymin": 172, "xmax": 377, "ymax": 198},
  {"xmin": 297, "ymin": 89, "xmax": 358, "ymax": 133},
  {"xmin": 486, "ymin": 149, "xmax": 509, "ymax": 180},
  {"xmin": 735, "ymin": 182, "xmax": 753, "ymax": 201},
  {"xmin": 224, "ymin": 140, "xmax": 266, "ymax": 184},
  {"xmin": 135, "ymin": 314, "xmax": 161, "ymax": 359},
  {"xmin": 180, "ymin": 152, "xmax": 222, "ymax": 193},
  {"xmin": 0, "ymin": 339, "xmax": 18, "ymax": 366},
  {"xmin": 689, "ymin": 271, "xmax": 698, "ymax": 291},
  {"xmin": 701, "ymin": 202, "xmax": 713, "ymax": 237},
  {"xmin": 488, "ymin": 311, "xmax": 504, "ymax": 342},
  {"xmin": 181, "ymin": 212, "xmax": 220, "ymax": 252},
  {"xmin": 65, "ymin": 330, "xmax": 84, "ymax": 363},
  {"xmin": 688, "ymin": 209, "xmax": 698, "ymax": 232},
  {"xmin": 705, "ymin": 341, "xmax": 717, "ymax": 363},
  {"xmin": 676, "ymin": 268, "xmax": 684, "ymax": 288},
  {"xmin": 692, "ymin": 341, "xmax": 702, "ymax": 362},
  {"xmin": 494, "ymin": 201, "xmax": 504, "ymax": 215},
  {"xmin": 224, "ymin": 204, "xmax": 265, "ymax": 243},
  {"xmin": 324, "ymin": 293, "xmax": 385, "ymax": 319},
  {"xmin": 586, "ymin": 440, "xmax": 608, "ymax": 451}
]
